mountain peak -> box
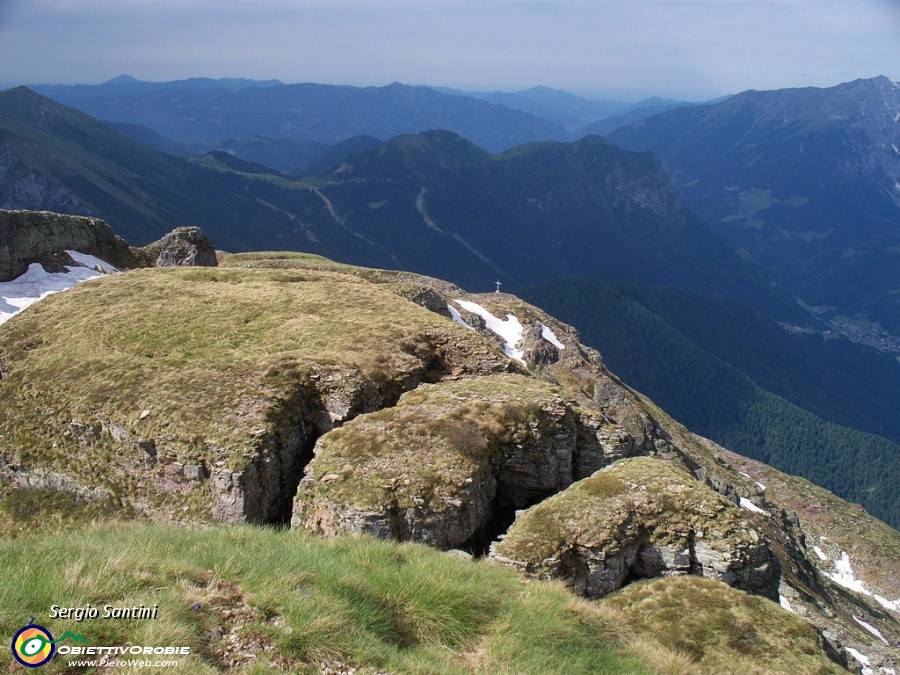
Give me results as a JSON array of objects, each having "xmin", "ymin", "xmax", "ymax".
[
  {"xmin": 332, "ymin": 129, "xmax": 490, "ymax": 178},
  {"xmin": 103, "ymin": 74, "xmax": 141, "ymax": 85},
  {"xmin": 0, "ymin": 86, "xmax": 70, "ymax": 122}
]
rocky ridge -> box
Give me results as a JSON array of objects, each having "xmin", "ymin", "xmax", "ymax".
[
  {"xmin": 0, "ymin": 209, "xmax": 138, "ymax": 280},
  {"xmin": 0, "ymin": 233, "xmax": 897, "ymax": 671},
  {"xmin": 0, "ymin": 209, "xmax": 219, "ymax": 282}
]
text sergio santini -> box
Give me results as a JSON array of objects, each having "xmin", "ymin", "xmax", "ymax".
[{"xmin": 50, "ymin": 604, "xmax": 158, "ymax": 621}]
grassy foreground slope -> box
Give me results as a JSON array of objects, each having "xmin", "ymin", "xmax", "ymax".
[
  {"xmin": 0, "ymin": 517, "xmax": 848, "ymax": 675},
  {"xmin": 0, "ymin": 521, "xmax": 649, "ymax": 674}
]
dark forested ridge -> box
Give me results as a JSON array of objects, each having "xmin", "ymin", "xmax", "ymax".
[
  {"xmin": 521, "ymin": 277, "xmax": 900, "ymax": 528},
  {"xmin": 0, "ymin": 86, "xmax": 302, "ymax": 248}
]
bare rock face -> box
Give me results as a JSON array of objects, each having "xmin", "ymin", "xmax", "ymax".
[
  {"xmin": 144, "ymin": 226, "xmax": 218, "ymax": 267},
  {"xmin": 490, "ymin": 457, "xmax": 780, "ymax": 600},
  {"xmin": 0, "ymin": 209, "xmax": 138, "ymax": 281}
]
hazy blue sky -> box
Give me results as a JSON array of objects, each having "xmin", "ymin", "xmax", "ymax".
[{"xmin": 1, "ymin": 0, "xmax": 899, "ymax": 100}]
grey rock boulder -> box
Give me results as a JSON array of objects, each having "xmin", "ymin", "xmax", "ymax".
[{"xmin": 145, "ymin": 226, "xmax": 217, "ymax": 267}]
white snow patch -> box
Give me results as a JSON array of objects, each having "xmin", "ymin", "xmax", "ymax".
[
  {"xmin": 846, "ymin": 647, "xmax": 871, "ymax": 667},
  {"xmin": 813, "ymin": 546, "xmax": 829, "ymax": 561},
  {"xmin": 882, "ymin": 668, "xmax": 896, "ymax": 675},
  {"xmin": 738, "ymin": 471, "xmax": 766, "ymax": 491},
  {"xmin": 447, "ymin": 304, "xmax": 475, "ymax": 330},
  {"xmin": 779, "ymin": 595, "xmax": 793, "ymax": 612},
  {"xmin": 739, "ymin": 497, "xmax": 767, "ymax": 514},
  {"xmin": 827, "ymin": 552, "xmax": 871, "ymax": 595},
  {"xmin": 853, "ymin": 616, "xmax": 889, "ymax": 645},
  {"xmin": 824, "ymin": 551, "xmax": 900, "ymax": 613},
  {"xmin": 874, "ymin": 592, "xmax": 900, "ymax": 613},
  {"xmin": 65, "ymin": 250, "xmax": 119, "ymax": 273},
  {"xmin": 452, "ymin": 299, "xmax": 525, "ymax": 365},
  {"xmin": 1, "ymin": 253, "xmax": 117, "ymax": 325},
  {"xmin": 540, "ymin": 324, "xmax": 565, "ymax": 350}
]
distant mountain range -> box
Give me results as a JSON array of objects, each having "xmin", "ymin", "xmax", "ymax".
[
  {"xmin": 2, "ymin": 82, "xmax": 900, "ymax": 527},
  {"xmin": 29, "ymin": 76, "xmax": 692, "ymax": 171},
  {"xmin": 32, "ymin": 77, "xmax": 565, "ymax": 154},
  {"xmin": 0, "ymin": 86, "xmax": 298, "ymax": 249},
  {"xmin": 609, "ymin": 76, "xmax": 900, "ymax": 334},
  {"xmin": 0, "ymin": 86, "xmax": 773, "ymax": 304},
  {"xmin": 437, "ymin": 85, "xmax": 706, "ymax": 136}
]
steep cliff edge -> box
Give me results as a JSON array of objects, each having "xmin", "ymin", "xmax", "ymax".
[{"xmin": 0, "ymin": 243, "xmax": 897, "ymax": 672}]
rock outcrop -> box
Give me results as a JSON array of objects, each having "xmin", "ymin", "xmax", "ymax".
[
  {"xmin": 139, "ymin": 226, "xmax": 218, "ymax": 267},
  {"xmin": 0, "ymin": 258, "xmax": 523, "ymax": 525},
  {"xmin": 607, "ymin": 575, "xmax": 849, "ymax": 675},
  {"xmin": 292, "ymin": 374, "xmax": 580, "ymax": 548},
  {"xmin": 0, "ymin": 209, "xmax": 138, "ymax": 280},
  {"xmin": 490, "ymin": 457, "xmax": 780, "ymax": 600}
]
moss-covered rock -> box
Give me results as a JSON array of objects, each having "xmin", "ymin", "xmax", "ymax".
[{"xmin": 491, "ymin": 457, "xmax": 780, "ymax": 599}]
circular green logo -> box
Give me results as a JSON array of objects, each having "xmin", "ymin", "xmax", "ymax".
[{"xmin": 12, "ymin": 624, "xmax": 55, "ymax": 668}]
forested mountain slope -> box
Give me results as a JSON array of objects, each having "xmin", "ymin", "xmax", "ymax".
[{"xmin": 609, "ymin": 76, "xmax": 900, "ymax": 334}]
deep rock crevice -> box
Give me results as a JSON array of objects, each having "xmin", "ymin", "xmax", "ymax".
[{"xmin": 213, "ymin": 325, "xmax": 521, "ymax": 525}]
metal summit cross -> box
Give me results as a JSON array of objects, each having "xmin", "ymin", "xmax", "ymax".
[{"xmin": 495, "ymin": 280, "xmax": 502, "ymax": 293}]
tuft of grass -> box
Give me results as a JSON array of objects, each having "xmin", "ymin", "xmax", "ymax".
[
  {"xmin": 629, "ymin": 641, "xmax": 699, "ymax": 675},
  {"xmin": 0, "ymin": 522, "xmax": 651, "ymax": 674}
]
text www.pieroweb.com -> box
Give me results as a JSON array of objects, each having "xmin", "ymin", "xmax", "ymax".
[
  {"xmin": 58, "ymin": 645, "xmax": 189, "ymax": 668},
  {"xmin": 66, "ymin": 657, "xmax": 179, "ymax": 668}
]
